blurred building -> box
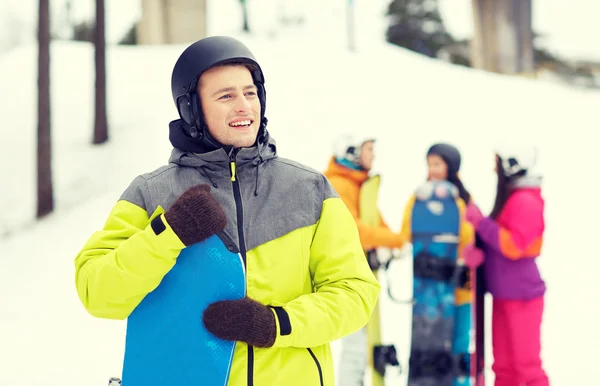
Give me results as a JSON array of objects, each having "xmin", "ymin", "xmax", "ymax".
[{"xmin": 137, "ymin": 0, "xmax": 207, "ymax": 44}]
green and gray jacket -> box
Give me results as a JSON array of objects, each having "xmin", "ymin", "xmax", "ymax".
[{"xmin": 74, "ymin": 134, "xmax": 380, "ymax": 386}]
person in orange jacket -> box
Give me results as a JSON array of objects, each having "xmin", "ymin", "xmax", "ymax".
[
  {"xmin": 399, "ymin": 143, "xmax": 481, "ymax": 381},
  {"xmin": 324, "ymin": 134, "xmax": 405, "ymax": 386},
  {"xmin": 325, "ymin": 135, "xmax": 405, "ymax": 254}
]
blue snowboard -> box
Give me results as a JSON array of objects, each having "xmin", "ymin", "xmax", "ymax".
[
  {"xmin": 408, "ymin": 180, "xmax": 469, "ymax": 386},
  {"xmin": 120, "ymin": 232, "xmax": 246, "ymax": 386}
]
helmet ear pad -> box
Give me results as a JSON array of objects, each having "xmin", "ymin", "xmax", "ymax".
[
  {"xmin": 176, "ymin": 88, "xmax": 196, "ymax": 125},
  {"xmin": 176, "ymin": 87, "xmax": 205, "ymax": 139}
]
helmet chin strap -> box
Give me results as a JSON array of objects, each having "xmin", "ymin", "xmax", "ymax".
[{"xmin": 193, "ymin": 123, "xmax": 224, "ymax": 150}]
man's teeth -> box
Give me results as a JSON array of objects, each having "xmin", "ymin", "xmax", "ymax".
[{"xmin": 230, "ymin": 120, "xmax": 251, "ymax": 127}]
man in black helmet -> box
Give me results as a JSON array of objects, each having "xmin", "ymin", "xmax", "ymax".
[
  {"xmin": 168, "ymin": 35, "xmax": 270, "ymax": 152},
  {"xmin": 74, "ymin": 36, "xmax": 380, "ymax": 386}
]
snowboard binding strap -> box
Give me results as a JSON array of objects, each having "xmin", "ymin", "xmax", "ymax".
[
  {"xmin": 366, "ymin": 249, "xmax": 382, "ymax": 270},
  {"xmin": 413, "ymin": 253, "xmax": 471, "ymax": 289},
  {"xmin": 373, "ymin": 344, "xmax": 401, "ymax": 376},
  {"xmin": 408, "ymin": 350, "xmax": 470, "ymax": 378},
  {"xmin": 413, "ymin": 253, "xmax": 456, "ymax": 283}
]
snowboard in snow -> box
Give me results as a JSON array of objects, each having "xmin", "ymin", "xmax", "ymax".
[
  {"xmin": 407, "ymin": 180, "xmax": 471, "ymax": 386},
  {"xmin": 119, "ymin": 232, "xmax": 246, "ymax": 386},
  {"xmin": 360, "ymin": 175, "xmax": 400, "ymax": 386}
]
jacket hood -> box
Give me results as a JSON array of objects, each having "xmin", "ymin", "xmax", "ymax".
[
  {"xmin": 168, "ymin": 130, "xmax": 277, "ymax": 195},
  {"xmin": 511, "ymin": 174, "xmax": 542, "ymax": 190},
  {"xmin": 168, "ymin": 130, "xmax": 277, "ymax": 169}
]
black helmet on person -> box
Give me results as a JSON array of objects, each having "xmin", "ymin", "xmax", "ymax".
[
  {"xmin": 170, "ymin": 36, "xmax": 268, "ymax": 149},
  {"xmin": 427, "ymin": 143, "xmax": 461, "ymax": 176}
]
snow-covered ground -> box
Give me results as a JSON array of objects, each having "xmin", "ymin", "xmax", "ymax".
[{"xmin": 1, "ymin": 0, "xmax": 600, "ymax": 385}]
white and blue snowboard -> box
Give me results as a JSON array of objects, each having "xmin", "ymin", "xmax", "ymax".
[{"xmin": 408, "ymin": 180, "xmax": 471, "ymax": 386}]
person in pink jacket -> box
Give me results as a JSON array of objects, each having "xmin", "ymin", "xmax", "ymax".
[{"xmin": 465, "ymin": 144, "xmax": 549, "ymax": 386}]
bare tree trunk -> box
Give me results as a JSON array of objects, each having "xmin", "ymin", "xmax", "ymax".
[
  {"xmin": 161, "ymin": 0, "xmax": 170, "ymax": 43},
  {"xmin": 37, "ymin": 0, "xmax": 53, "ymax": 218},
  {"xmin": 347, "ymin": 0, "xmax": 356, "ymax": 52},
  {"xmin": 241, "ymin": 0, "xmax": 250, "ymax": 32},
  {"xmin": 201, "ymin": 0, "xmax": 207, "ymax": 37},
  {"xmin": 470, "ymin": 0, "xmax": 485, "ymax": 69},
  {"xmin": 471, "ymin": 0, "xmax": 534, "ymax": 74},
  {"xmin": 93, "ymin": 0, "xmax": 108, "ymax": 144},
  {"xmin": 65, "ymin": 0, "xmax": 73, "ymax": 37},
  {"xmin": 495, "ymin": 0, "xmax": 519, "ymax": 73},
  {"xmin": 517, "ymin": 0, "xmax": 535, "ymax": 74},
  {"xmin": 471, "ymin": 0, "xmax": 497, "ymax": 72}
]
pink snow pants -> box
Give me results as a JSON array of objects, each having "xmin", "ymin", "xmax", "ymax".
[{"xmin": 492, "ymin": 297, "xmax": 549, "ymax": 386}]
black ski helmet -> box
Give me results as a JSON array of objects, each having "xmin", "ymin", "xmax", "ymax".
[
  {"xmin": 170, "ymin": 36, "xmax": 267, "ymax": 146},
  {"xmin": 427, "ymin": 143, "xmax": 461, "ymax": 175}
]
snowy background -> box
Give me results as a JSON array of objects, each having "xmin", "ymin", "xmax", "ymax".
[
  {"xmin": 1, "ymin": 0, "xmax": 599, "ymax": 385},
  {"xmin": 3, "ymin": 0, "xmax": 600, "ymax": 59}
]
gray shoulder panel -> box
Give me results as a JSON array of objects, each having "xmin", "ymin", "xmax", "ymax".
[
  {"xmin": 119, "ymin": 175, "xmax": 150, "ymax": 210},
  {"xmin": 115, "ymin": 157, "xmax": 341, "ymax": 253},
  {"xmin": 272, "ymin": 158, "xmax": 340, "ymax": 200},
  {"xmin": 241, "ymin": 157, "xmax": 339, "ymax": 251},
  {"xmin": 119, "ymin": 164, "xmax": 179, "ymax": 211}
]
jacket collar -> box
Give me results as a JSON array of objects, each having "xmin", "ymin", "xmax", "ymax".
[{"xmin": 324, "ymin": 156, "xmax": 369, "ymax": 185}]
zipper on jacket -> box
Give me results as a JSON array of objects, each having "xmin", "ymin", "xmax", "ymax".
[
  {"xmin": 229, "ymin": 150, "xmax": 247, "ymax": 266},
  {"xmin": 307, "ymin": 348, "xmax": 324, "ymax": 386},
  {"xmin": 247, "ymin": 344, "xmax": 254, "ymax": 386},
  {"xmin": 229, "ymin": 150, "xmax": 254, "ymax": 386}
]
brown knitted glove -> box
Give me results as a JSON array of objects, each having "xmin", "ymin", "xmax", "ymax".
[
  {"xmin": 202, "ymin": 297, "xmax": 277, "ymax": 348},
  {"xmin": 164, "ymin": 184, "xmax": 227, "ymax": 246}
]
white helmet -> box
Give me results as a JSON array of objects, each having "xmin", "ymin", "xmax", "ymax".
[
  {"xmin": 494, "ymin": 142, "xmax": 539, "ymax": 178},
  {"xmin": 333, "ymin": 133, "xmax": 376, "ymax": 165}
]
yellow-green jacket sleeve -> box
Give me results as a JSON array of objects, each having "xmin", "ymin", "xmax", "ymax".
[
  {"xmin": 75, "ymin": 189, "xmax": 185, "ymax": 320},
  {"xmin": 271, "ymin": 197, "xmax": 381, "ymax": 348}
]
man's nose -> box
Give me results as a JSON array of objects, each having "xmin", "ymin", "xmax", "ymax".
[{"xmin": 234, "ymin": 95, "xmax": 251, "ymax": 112}]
